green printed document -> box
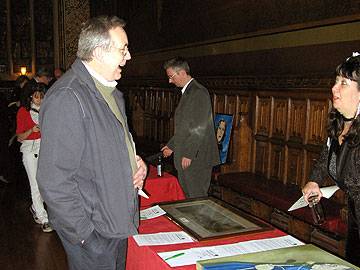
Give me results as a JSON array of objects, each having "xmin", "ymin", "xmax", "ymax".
[{"xmin": 196, "ymin": 244, "xmax": 359, "ymax": 270}]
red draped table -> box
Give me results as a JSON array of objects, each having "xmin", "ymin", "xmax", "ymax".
[
  {"xmin": 126, "ymin": 214, "xmax": 286, "ymax": 270},
  {"xmin": 140, "ymin": 165, "xmax": 186, "ymax": 207},
  {"xmin": 129, "ymin": 166, "xmax": 285, "ymax": 269}
]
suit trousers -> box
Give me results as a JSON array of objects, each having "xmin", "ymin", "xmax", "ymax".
[
  {"xmin": 177, "ymin": 163, "xmax": 213, "ymax": 198},
  {"xmin": 58, "ymin": 230, "xmax": 128, "ymax": 270}
]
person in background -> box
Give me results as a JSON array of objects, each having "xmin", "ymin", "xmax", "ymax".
[
  {"xmin": 13, "ymin": 75, "xmax": 30, "ymax": 107},
  {"xmin": 161, "ymin": 57, "xmax": 219, "ymax": 198},
  {"xmin": 8, "ymin": 75, "xmax": 30, "ymax": 146},
  {"xmin": 302, "ymin": 52, "xmax": 360, "ymax": 267},
  {"xmin": 48, "ymin": 67, "xmax": 66, "ymax": 87},
  {"xmin": 16, "ymin": 83, "xmax": 52, "ymax": 233},
  {"xmin": 54, "ymin": 67, "xmax": 65, "ymax": 80},
  {"xmin": 37, "ymin": 16, "xmax": 147, "ymax": 270},
  {"xmin": 5, "ymin": 76, "xmax": 30, "ymax": 186},
  {"xmin": 30, "ymin": 67, "xmax": 51, "ymax": 86}
]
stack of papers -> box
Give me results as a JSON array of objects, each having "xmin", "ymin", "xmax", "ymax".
[
  {"xmin": 140, "ymin": 205, "xmax": 166, "ymax": 220},
  {"xmin": 158, "ymin": 235, "xmax": 304, "ymax": 267},
  {"xmin": 133, "ymin": 231, "xmax": 194, "ymax": 246},
  {"xmin": 137, "ymin": 200, "xmax": 310, "ymax": 267}
]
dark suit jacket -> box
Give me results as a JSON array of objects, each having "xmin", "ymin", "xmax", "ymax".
[{"xmin": 167, "ymin": 79, "xmax": 219, "ymax": 171}]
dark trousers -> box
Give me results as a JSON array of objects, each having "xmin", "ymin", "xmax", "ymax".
[
  {"xmin": 177, "ymin": 163, "xmax": 212, "ymax": 198},
  {"xmin": 58, "ymin": 230, "xmax": 128, "ymax": 270},
  {"xmin": 345, "ymin": 198, "xmax": 360, "ymax": 267}
]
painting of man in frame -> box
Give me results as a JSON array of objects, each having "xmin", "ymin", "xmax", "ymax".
[{"xmin": 214, "ymin": 114, "xmax": 233, "ymax": 164}]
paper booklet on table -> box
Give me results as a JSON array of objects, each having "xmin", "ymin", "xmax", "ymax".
[{"xmin": 158, "ymin": 235, "xmax": 304, "ymax": 268}]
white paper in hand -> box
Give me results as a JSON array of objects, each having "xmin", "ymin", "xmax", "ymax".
[{"xmin": 288, "ymin": 185, "xmax": 340, "ymax": 211}]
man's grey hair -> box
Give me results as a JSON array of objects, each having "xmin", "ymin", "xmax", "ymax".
[
  {"xmin": 77, "ymin": 16, "xmax": 126, "ymax": 61},
  {"xmin": 163, "ymin": 57, "xmax": 190, "ymax": 75}
]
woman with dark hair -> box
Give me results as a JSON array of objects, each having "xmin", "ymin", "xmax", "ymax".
[
  {"xmin": 302, "ymin": 52, "xmax": 360, "ymax": 266},
  {"xmin": 16, "ymin": 83, "xmax": 52, "ymax": 233}
]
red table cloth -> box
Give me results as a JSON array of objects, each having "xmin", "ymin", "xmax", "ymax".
[
  {"xmin": 126, "ymin": 214, "xmax": 285, "ymax": 270},
  {"xmin": 140, "ymin": 165, "xmax": 186, "ymax": 207}
]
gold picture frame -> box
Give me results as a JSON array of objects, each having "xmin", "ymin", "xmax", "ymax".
[{"xmin": 159, "ymin": 197, "xmax": 272, "ymax": 241}]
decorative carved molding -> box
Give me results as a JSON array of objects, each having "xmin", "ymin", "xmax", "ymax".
[
  {"xmin": 121, "ymin": 75, "xmax": 334, "ymax": 91},
  {"xmin": 61, "ymin": 0, "xmax": 90, "ymax": 68}
]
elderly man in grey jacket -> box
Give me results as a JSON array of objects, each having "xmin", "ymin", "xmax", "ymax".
[{"xmin": 37, "ymin": 16, "xmax": 147, "ymax": 270}]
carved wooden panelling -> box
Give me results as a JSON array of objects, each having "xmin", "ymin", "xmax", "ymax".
[
  {"xmin": 239, "ymin": 96, "xmax": 249, "ymax": 113},
  {"xmin": 122, "ymin": 76, "xmax": 345, "ymax": 211},
  {"xmin": 161, "ymin": 91, "xmax": 171, "ymax": 117},
  {"xmin": 155, "ymin": 91, "xmax": 162, "ymax": 116},
  {"xmin": 214, "ymin": 94, "xmax": 226, "ymax": 113},
  {"xmin": 305, "ymin": 150, "xmax": 322, "ymax": 185},
  {"xmin": 254, "ymin": 140, "xmax": 269, "ymax": 175},
  {"xmin": 145, "ymin": 91, "xmax": 156, "ymax": 113},
  {"xmin": 237, "ymin": 96, "xmax": 249, "ymax": 128},
  {"xmin": 272, "ymin": 98, "xmax": 288, "ymax": 140},
  {"xmin": 255, "ymin": 96, "xmax": 272, "ymax": 137},
  {"xmin": 287, "ymin": 147, "xmax": 304, "ymax": 186},
  {"xmin": 225, "ymin": 95, "xmax": 237, "ymax": 116},
  {"xmin": 307, "ymin": 100, "xmax": 329, "ymax": 145},
  {"xmin": 269, "ymin": 143, "xmax": 285, "ymax": 182},
  {"xmin": 131, "ymin": 94, "xmax": 145, "ymax": 137},
  {"xmin": 288, "ymin": 99, "xmax": 307, "ymax": 143}
]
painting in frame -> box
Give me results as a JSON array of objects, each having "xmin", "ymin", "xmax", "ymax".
[
  {"xmin": 159, "ymin": 197, "xmax": 272, "ymax": 241},
  {"xmin": 214, "ymin": 114, "xmax": 233, "ymax": 164}
]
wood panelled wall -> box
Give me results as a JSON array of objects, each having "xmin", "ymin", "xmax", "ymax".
[
  {"xmin": 122, "ymin": 76, "xmax": 344, "ymax": 204},
  {"xmin": 252, "ymin": 90, "xmax": 331, "ymax": 187}
]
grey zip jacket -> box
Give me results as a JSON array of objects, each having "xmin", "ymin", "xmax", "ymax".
[{"xmin": 37, "ymin": 59, "xmax": 139, "ymax": 244}]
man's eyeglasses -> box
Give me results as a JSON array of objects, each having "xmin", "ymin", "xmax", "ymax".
[
  {"xmin": 111, "ymin": 46, "xmax": 129, "ymax": 57},
  {"xmin": 168, "ymin": 72, "xmax": 177, "ymax": 80}
]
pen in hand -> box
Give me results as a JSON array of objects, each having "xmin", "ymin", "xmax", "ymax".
[{"xmin": 164, "ymin": 252, "xmax": 185, "ymax": 261}]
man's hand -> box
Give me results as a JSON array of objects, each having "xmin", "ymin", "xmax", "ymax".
[
  {"xmin": 181, "ymin": 157, "xmax": 192, "ymax": 170},
  {"xmin": 133, "ymin": 155, "xmax": 147, "ymax": 189},
  {"xmin": 161, "ymin": 145, "xmax": 173, "ymax": 158}
]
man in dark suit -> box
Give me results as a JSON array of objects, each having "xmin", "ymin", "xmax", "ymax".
[{"xmin": 161, "ymin": 57, "xmax": 219, "ymax": 198}]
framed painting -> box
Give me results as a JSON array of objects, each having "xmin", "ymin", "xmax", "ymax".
[
  {"xmin": 159, "ymin": 197, "xmax": 272, "ymax": 241},
  {"xmin": 214, "ymin": 114, "xmax": 233, "ymax": 164}
]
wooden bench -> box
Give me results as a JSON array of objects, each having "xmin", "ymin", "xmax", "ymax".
[{"xmin": 211, "ymin": 166, "xmax": 347, "ymax": 257}]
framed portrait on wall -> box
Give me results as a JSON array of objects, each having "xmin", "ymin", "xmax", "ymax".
[{"xmin": 214, "ymin": 114, "xmax": 233, "ymax": 164}]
